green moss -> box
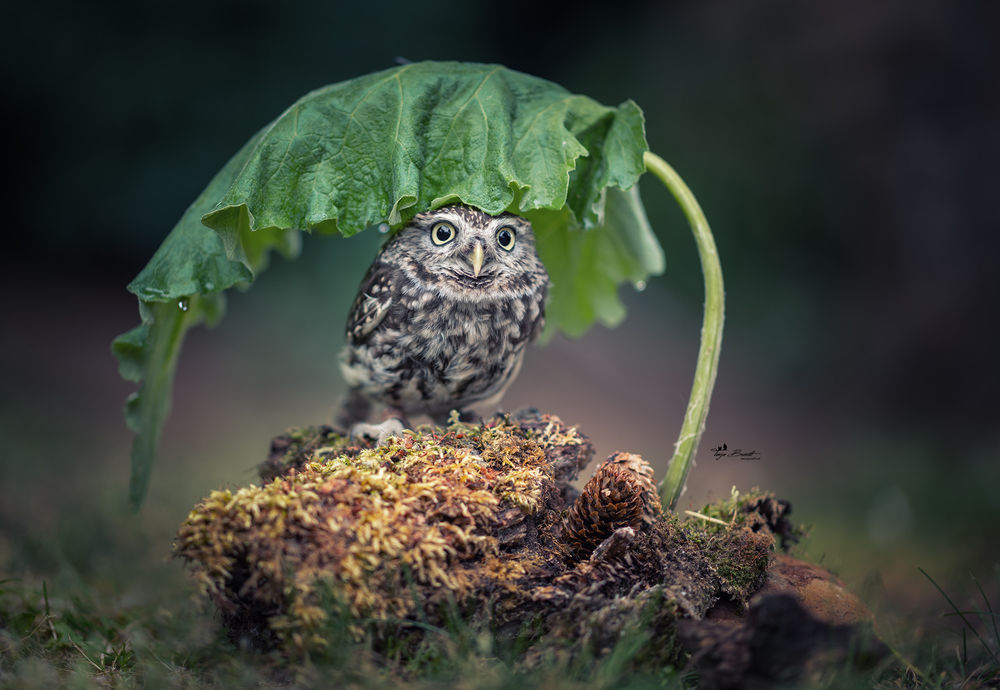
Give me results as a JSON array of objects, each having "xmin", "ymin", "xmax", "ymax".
[
  {"xmin": 176, "ymin": 415, "xmax": 583, "ymax": 652},
  {"xmin": 258, "ymin": 424, "xmax": 354, "ymax": 481},
  {"xmin": 688, "ymin": 486, "xmax": 808, "ymax": 551}
]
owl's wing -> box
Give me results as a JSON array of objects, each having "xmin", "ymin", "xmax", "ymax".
[
  {"xmin": 529, "ymin": 311, "xmax": 545, "ymax": 342},
  {"xmin": 346, "ymin": 263, "xmax": 394, "ymax": 342},
  {"xmin": 527, "ymin": 286, "xmax": 548, "ymax": 342}
]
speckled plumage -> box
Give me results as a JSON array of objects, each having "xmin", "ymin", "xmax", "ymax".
[{"xmin": 339, "ymin": 205, "xmax": 549, "ymax": 427}]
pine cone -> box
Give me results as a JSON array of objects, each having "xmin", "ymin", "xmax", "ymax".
[
  {"xmin": 603, "ymin": 452, "xmax": 662, "ymax": 526},
  {"xmin": 563, "ymin": 462, "xmax": 646, "ymax": 561}
]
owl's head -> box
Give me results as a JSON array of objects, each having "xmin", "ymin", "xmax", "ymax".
[{"xmin": 386, "ymin": 205, "xmax": 547, "ymax": 293}]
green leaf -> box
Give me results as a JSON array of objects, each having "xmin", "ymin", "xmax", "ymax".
[
  {"xmin": 114, "ymin": 128, "xmax": 298, "ymax": 509},
  {"xmin": 530, "ymin": 184, "xmax": 664, "ymax": 339},
  {"xmin": 113, "ymin": 296, "xmax": 219, "ymax": 508},
  {"xmin": 200, "ymin": 61, "xmax": 648, "ymax": 252},
  {"xmin": 114, "ymin": 60, "xmax": 660, "ymax": 508},
  {"xmin": 127, "ymin": 127, "xmax": 301, "ymax": 303}
]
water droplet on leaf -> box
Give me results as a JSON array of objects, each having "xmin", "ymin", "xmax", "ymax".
[
  {"xmin": 178, "ymin": 298, "xmax": 189, "ymax": 312},
  {"xmin": 378, "ymin": 223, "xmax": 391, "ymax": 234}
]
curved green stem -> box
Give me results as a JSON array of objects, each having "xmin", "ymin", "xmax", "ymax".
[{"xmin": 643, "ymin": 151, "xmax": 725, "ymax": 512}]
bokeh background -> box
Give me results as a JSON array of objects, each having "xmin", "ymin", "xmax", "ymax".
[{"xmin": 2, "ymin": 0, "xmax": 997, "ymax": 666}]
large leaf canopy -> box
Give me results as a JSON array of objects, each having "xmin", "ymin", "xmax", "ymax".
[{"xmin": 115, "ymin": 61, "xmax": 664, "ymax": 507}]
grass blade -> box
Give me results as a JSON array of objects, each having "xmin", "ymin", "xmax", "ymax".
[{"xmin": 920, "ymin": 567, "xmax": 999, "ymax": 665}]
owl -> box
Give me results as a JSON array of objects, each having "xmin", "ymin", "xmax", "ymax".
[{"xmin": 337, "ymin": 205, "xmax": 549, "ymax": 442}]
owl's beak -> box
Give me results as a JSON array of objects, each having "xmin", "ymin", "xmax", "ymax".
[{"xmin": 469, "ymin": 243, "xmax": 485, "ymax": 278}]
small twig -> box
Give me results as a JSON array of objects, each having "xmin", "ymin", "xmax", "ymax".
[
  {"xmin": 888, "ymin": 644, "xmax": 932, "ymax": 686},
  {"xmin": 68, "ymin": 635, "xmax": 104, "ymax": 672},
  {"xmin": 683, "ymin": 510, "xmax": 729, "ymax": 526},
  {"xmin": 26, "ymin": 581, "xmax": 59, "ymax": 642}
]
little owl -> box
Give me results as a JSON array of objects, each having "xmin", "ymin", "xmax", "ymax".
[{"xmin": 338, "ymin": 205, "xmax": 549, "ymax": 442}]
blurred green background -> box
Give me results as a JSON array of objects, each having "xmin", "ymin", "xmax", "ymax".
[{"xmin": 2, "ymin": 0, "xmax": 997, "ymax": 673}]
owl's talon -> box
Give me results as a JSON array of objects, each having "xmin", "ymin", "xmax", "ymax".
[
  {"xmin": 456, "ymin": 409, "xmax": 481, "ymax": 424},
  {"xmin": 350, "ymin": 418, "xmax": 407, "ymax": 446},
  {"xmin": 434, "ymin": 408, "xmax": 481, "ymax": 426}
]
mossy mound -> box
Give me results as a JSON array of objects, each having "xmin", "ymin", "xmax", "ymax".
[{"xmin": 174, "ymin": 412, "xmax": 791, "ymax": 666}]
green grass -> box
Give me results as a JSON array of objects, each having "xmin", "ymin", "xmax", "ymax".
[
  {"xmin": 0, "ymin": 574, "xmax": 700, "ymax": 688},
  {"xmin": 2, "ymin": 483, "xmax": 997, "ymax": 689},
  {"xmin": 3, "ymin": 565, "xmax": 997, "ymax": 688}
]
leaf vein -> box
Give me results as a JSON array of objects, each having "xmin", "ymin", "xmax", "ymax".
[{"xmin": 423, "ymin": 66, "xmax": 501, "ymax": 174}]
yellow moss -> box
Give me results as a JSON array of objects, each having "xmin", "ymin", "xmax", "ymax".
[
  {"xmin": 175, "ymin": 418, "xmax": 577, "ymax": 652},
  {"xmin": 523, "ymin": 418, "xmax": 587, "ymax": 450}
]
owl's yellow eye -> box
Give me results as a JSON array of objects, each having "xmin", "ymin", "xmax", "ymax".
[
  {"xmin": 431, "ymin": 221, "xmax": 457, "ymax": 245},
  {"xmin": 496, "ymin": 226, "xmax": 516, "ymax": 251}
]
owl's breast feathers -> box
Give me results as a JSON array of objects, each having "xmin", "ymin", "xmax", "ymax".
[{"xmin": 341, "ymin": 255, "xmax": 547, "ymax": 415}]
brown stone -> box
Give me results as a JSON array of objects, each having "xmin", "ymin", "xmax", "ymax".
[
  {"xmin": 756, "ymin": 553, "xmax": 873, "ymax": 626},
  {"xmin": 683, "ymin": 554, "xmax": 886, "ymax": 689}
]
